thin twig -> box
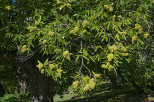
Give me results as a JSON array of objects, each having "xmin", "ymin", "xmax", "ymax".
[
  {"xmin": 55, "ymin": 24, "xmax": 68, "ymax": 32},
  {"xmin": 118, "ymin": 26, "xmax": 127, "ymax": 41},
  {"xmin": 78, "ymin": 39, "xmax": 92, "ymax": 79},
  {"xmin": 100, "ymin": 26, "xmax": 117, "ymax": 43},
  {"xmin": 83, "ymin": 64, "xmax": 92, "ymax": 78}
]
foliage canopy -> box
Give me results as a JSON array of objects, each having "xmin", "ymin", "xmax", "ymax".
[{"xmin": 0, "ymin": 0, "xmax": 153, "ymax": 98}]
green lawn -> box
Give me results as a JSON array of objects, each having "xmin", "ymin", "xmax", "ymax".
[
  {"xmin": 54, "ymin": 93, "xmax": 74, "ymax": 102},
  {"xmin": 54, "ymin": 84, "xmax": 154, "ymax": 102}
]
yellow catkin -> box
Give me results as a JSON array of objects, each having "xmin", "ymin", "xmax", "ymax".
[
  {"xmin": 49, "ymin": 64, "xmax": 56, "ymax": 70},
  {"xmin": 122, "ymin": 53, "xmax": 129, "ymax": 57},
  {"xmin": 107, "ymin": 62, "xmax": 110, "ymax": 67},
  {"xmin": 63, "ymin": 50, "xmax": 70, "ymax": 57},
  {"xmin": 109, "ymin": 6, "xmax": 113, "ymax": 12},
  {"xmin": 101, "ymin": 64, "xmax": 108, "ymax": 69},
  {"xmin": 83, "ymin": 76, "xmax": 90, "ymax": 82},
  {"xmin": 66, "ymin": 3, "xmax": 71, "ymax": 8},
  {"xmin": 37, "ymin": 63, "xmax": 43, "ymax": 70},
  {"xmin": 73, "ymin": 81, "xmax": 79, "ymax": 88},
  {"xmin": 63, "ymin": 3, "xmax": 67, "ymax": 7},
  {"xmin": 82, "ymin": 29, "xmax": 87, "ymax": 34},
  {"xmin": 27, "ymin": 26, "xmax": 35, "ymax": 32},
  {"xmin": 112, "ymin": 45, "xmax": 118, "ymax": 51},
  {"xmin": 35, "ymin": 21, "xmax": 39, "ymax": 25},
  {"xmin": 139, "ymin": 29, "xmax": 143, "ymax": 34},
  {"xmin": 109, "ymin": 65, "xmax": 114, "ymax": 69},
  {"xmin": 21, "ymin": 45, "xmax": 27, "ymax": 52},
  {"xmin": 118, "ymin": 15, "xmax": 122, "ymax": 18},
  {"xmin": 84, "ymin": 84, "xmax": 90, "ymax": 91},
  {"xmin": 132, "ymin": 35, "xmax": 138, "ymax": 44},
  {"xmin": 5, "ymin": 6, "xmax": 11, "ymax": 10},
  {"xmin": 89, "ymin": 78, "xmax": 95, "ymax": 82},
  {"xmin": 108, "ymin": 46, "xmax": 113, "ymax": 51},
  {"xmin": 108, "ymin": 45, "xmax": 117, "ymax": 52},
  {"xmin": 89, "ymin": 81, "xmax": 96, "ymax": 89},
  {"xmin": 41, "ymin": 69, "xmax": 45, "ymax": 74},
  {"xmin": 42, "ymin": 40, "xmax": 47, "ymax": 44},
  {"xmin": 82, "ymin": 20, "xmax": 89, "ymax": 27},
  {"xmin": 94, "ymin": 74, "xmax": 101, "ymax": 78},
  {"xmin": 83, "ymin": 86, "xmax": 88, "ymax": 91},
  {"xmin": 107, "ymin": 54, "xmax": 114, "ymax": 61},
  {"xmin": 123, "ymin": 32, "xmax": 127, "ymax": 35},
  {"xmin": 70, "ymin": 30, "xmax": 75, "ymax": 34},
  {"xmin": 90, "ymin": 15, "xmax": 96, "ymax": 20},
  {"xmin": 104, "ymin": 5, "xmax": 109, "ymax": 9},
  {"xmin": 56, "ymin": 73, "xmax": 61, "ymax": 77},
  {"xmin": 90, "ymin": 85, "xmax": 95, "ymax": 89},
  {"xmin": 57, "ymin": 69, "xmax": 62, "ymax": 73},
  {"xmin": 108, "ymin": 65, "xmax": 114, "ymax": 71},
  {"xmin": 121, "ymin": 46, "xmax": 127, "ymax": 52},
  {"xmin": 135, "ymin": 24, "xmax": 141, "ymax": 29},
  {"xmin": 74, "ymin": 27, "xmax": 79, "ymax": 33},
  {"xmin": 49, "ymin": 31, "xmax": 54, "ymax": 36},
  {"xmin": 57, "ymin": 1, "xmax": 62, "ymax": 5},
  {"xmin": 144, "ymin": 32, "xmax": 149, "ymax": 39},
  {"xmin": 58, "ymin": 5, "xmax": 64, "ymax": 10}
]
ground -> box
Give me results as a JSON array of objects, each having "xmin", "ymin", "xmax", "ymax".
[{"xmin": 54, "ymin": 84, "xmax": 154, "ymax": 102}]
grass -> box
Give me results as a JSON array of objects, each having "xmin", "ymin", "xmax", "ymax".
[
  {"xmin": 54, "ymin": 93, "xmax": 74, "ymax": 102},
  {"xmin": 54, "ymin": 84, "xmax": 154, "ymax": 102}
]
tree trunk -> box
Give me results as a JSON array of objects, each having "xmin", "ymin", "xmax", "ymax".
[
  {"xmin": 0, "ymin": 50, "xmax": 54, "ymax": 101},
  {"xmin": 17, "ymin": 60, "xmax": 54, "ymax": 102}
]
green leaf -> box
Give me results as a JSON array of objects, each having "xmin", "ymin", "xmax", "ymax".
[
  {"xmin": 138, "ymin": 39, "xmax": 144, "ymax": 45},
  {"xmin": 44, "ymin": 59, "xmax": 49, "ymax": 65},
  {"xmin": 115, "ymin": 34, "xmax": 120, "ymax": 41},
  {"xmin": 38, "ymin": 60, "xmax": 42, "ymax": 64},
  {"xmin": 83, "ymin": 56, "xmax": 90, "ymax": 61},
  {"xmin": 83, "ymin": 49, "xmax": 89, "ymax": 57},
  {"xmin": 75, "ymin": 55, "xmax": 80, "ymax": 62}
]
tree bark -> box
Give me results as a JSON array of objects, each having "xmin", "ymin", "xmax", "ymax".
[
  {"xmin": 0, "ymin": 50, "xmax": 54, "ymax": 101},
  {"xmin": 17, "ymin": 60, "xmax": 54, "ymax": 102}
]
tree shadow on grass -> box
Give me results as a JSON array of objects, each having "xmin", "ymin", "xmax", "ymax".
[{"xmin": 63, "ymin": 86, "xmax": 146, "ymax": 102}]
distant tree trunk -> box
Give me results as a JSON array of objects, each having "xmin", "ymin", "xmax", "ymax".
[
  {"xmin": 17, "ymin": 60, "xmax": 54, "ymax": 102},
  {"xmin": 0, "ymin": 81, "xmax": 5, "ymax": 97}
]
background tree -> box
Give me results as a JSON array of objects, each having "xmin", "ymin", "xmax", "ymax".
[{"xmin": 0, "ymin": 0, "xmax": 153, "ymax": 102}]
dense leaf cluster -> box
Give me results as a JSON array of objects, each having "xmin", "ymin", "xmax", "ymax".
[{"xmin": 0, "ymin": 0, "xmax": 153, "ymax": 96}]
